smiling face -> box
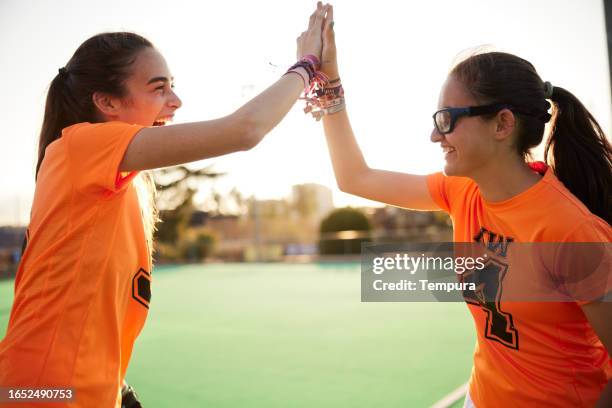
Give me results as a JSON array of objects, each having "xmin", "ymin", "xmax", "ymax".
[
  {"xmin": 97, "ymin": 47, "xmax": 182, "ymax": 126},
  {"xmin": 430, "ymin": 75, "xmax": 500, "ymax": 177}
]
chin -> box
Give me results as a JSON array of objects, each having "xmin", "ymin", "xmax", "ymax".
[
  {"xmin": 443, "ymin": 162, "xmax": 458, "ymax": 177},
  {"xmin": 443, "ymin": 161, "xmax": 469, "ymax": 178}
]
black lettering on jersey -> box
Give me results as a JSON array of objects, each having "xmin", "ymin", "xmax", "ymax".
[
  {"xmin": 473, "ymin": 227, "xmax": 514, "ymax": 258},
  {"xmin": 466, "ymin": 227, "xmax": 519, "ymax": 350},
  {"xmin": 132, "ymin": 268, "xmax": 151, "ymax": 309},
  {"xmin": 462, "ymin": 258, "xmax": 519, "ymax": 350}
]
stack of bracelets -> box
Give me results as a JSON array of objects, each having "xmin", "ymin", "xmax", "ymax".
[{"xmin": 283, "ymin": 55, "xmax": 345, "ymax": 121}]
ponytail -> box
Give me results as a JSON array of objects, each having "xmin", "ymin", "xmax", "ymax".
[
  {"xmin": 36, "ymin": 71, "xmax": 82, "ymax": 179},
  {"xmin": 33, "ymin": 33, "xmax": 158, "ymax": 255},
  {"xmin": 452, "ymin": 52, "xmax": 611, "ymax": 225},
  {"xmin": 545, "ymin": 86, "xmax": 612, "ymax": 224},
  {"xmin": 36, "ymin": 32, "xmax": 152, "ymax": 181}
]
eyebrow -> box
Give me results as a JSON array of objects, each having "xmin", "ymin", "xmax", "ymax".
[{"xmin": 147, "ymin": 76, "xmax": 174, "ymax": 85}]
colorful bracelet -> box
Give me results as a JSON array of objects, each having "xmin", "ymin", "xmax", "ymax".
[
  {"xmin": 282, "ymin": 56, "xmax": 345, "ymax": 120},
  {"xmin": 311, "ymin": 102, "xmax": 346, "ymax": 121},
  {"xmin": 284, "ymin": 67, "xmax": 309, "ymax": 88},
  {"xmin": 319, "ymin": 96, "xmax": 345, "ymax": 109},
  {"xmin": 301, "ymin": 54, "xmax": 321, "ymax": 70},
  {"xmin": 315, "ymin": 85, "xmax": 344, "ymax": 98}
]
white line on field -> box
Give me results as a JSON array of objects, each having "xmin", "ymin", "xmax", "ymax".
[{"xmin": 430, "ymin": 382, "xmax": 468, "ymax": 408}]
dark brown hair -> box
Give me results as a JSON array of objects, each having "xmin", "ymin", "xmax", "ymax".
[
  {"xmin": 34, "ymin": 32, "xmax": 158, "ymax": 253},
  {"xmin": 451, "ymin": 52, "xmax": 611, "ymax": 224},
  {"xmin": 37, "ymin": 32, "xmax": 153, "ymax": 179}
]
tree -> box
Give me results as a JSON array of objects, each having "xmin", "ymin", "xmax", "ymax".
[
  {"xmin": 319, "ymin": 207, "xmax": 372, "ymax": 255},
  {"xmin": 183, "ymin": 231, "xmax": 217, "ymax": 262},
  {"xmin": 154, "ymin": 165, "xmax": 225, "ymax": 211},
  {"xmin": 152, "ymin": 165, "xmax": 223, "ymax": 255}
]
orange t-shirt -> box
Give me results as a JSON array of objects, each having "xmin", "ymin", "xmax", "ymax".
[
  {"xmin": 0, "ymin": 122, "xmax": 151, "ymax": 407},
  {"xmin": 427, "ymin": 165, "xmax": 611, "ymax": 407}
]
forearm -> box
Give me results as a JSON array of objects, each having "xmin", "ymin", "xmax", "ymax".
[
  {"xmin": 321, "ymin": 107, "xmax": 369, "ymax": 191},
  {"xmin": 234, "ymin": 69, "xmax": 305, "ymax": 143},
  {"xmin": 120, "ymin": 72, "xmax": 304, "ymax": 172},
  {"xmin": 121, "ymin": 0, "xmax": 327, "ymax": 173}
]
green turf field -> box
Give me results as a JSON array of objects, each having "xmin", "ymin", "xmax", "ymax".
[{"xmin": 0, "ymin": 263, "xmax": 475, "ymax": 407}]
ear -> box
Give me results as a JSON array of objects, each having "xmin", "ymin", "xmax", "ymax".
[
  {"xmin": 92, "ymin": 91, "xmax": 122, "ymax": 118},
  {"xmin": 493, "ymin": 108, "xmax": 516, "ymax": 141}
]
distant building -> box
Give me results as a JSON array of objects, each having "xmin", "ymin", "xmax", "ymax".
[
  {"xmin": 291, "ymin": 183, "xmax": 334, "ymax": 222},
  {"xmin": 248, "ymin": 199, "xmax": 291, "ymax": 220},
  {"xmin": 369, "ymin": 206, "xmax": 452, "ymax": 242}
]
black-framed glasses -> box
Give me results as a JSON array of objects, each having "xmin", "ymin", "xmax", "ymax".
[{"xmin": 432, "ymin": 103, "xmax": 513, "ymax": 135}]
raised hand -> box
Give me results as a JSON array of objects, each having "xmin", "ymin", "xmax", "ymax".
[
  {"xmin": 296, "ymin": 2, "xmax": 330, "ymax": 60},
  {"xmin": 321, "ymin": 4, "xmax": 338, "ymax": 78}
]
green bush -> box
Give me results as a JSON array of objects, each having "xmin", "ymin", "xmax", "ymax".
[
  {"xmin": 183, "ymin": 232, "xmax": 217, "ymax": 262},
  {"xmin": 319, "ymin": 208, "xmax": 371, "ymax": 255}
]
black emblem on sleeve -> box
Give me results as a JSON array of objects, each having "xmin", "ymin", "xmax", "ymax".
[{"xmin": 132, "ymin": 268, "xmax": 151, "ymax": 309}]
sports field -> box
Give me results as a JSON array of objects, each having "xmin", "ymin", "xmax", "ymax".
[{"xmin": 0, "ymin": 263, "xmax": 475, "ymax": 407}]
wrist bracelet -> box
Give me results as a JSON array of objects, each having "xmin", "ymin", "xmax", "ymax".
[
  {"xmin": 312, "ymin": 103, "xmax": 346, "ymax": 121},
  {"xmin": 301, "ymin": 54, "xmax": 321, "ymax": 70},
  {"xmin": 316, "ymin": 85, "xmax": 344, "ymax": 98},
  {"xmin": 319, "ymin": 97, "xmax": 345, "ymax": 108},
  {"xmin": 283, "ymin": 67, "xmax": 309, "ymax": 88}
]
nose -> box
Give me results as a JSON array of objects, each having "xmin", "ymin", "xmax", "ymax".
[
  {"xmin": 430, "ymin": 127, "xmax": 443, "ymax": 143},
  {"xmin": 167, "ymin": 88, "xmax": 182, "ymax": 110}
]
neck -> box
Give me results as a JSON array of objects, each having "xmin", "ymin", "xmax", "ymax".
[{"xmin": 470, "ymin": 155, "xmax": 542, "ymax": 202}]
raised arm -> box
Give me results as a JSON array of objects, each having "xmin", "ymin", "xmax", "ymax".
[
  {"xmin": 120, "ymin": 3, "xmax": 330, "ymax": 172},
  {"xmin": 322, "ymin": 110, "xmax": 437, "ymax": 210},
  {"xmin": 318, "ymin": 5, "xmax": 438, "ymax": 211}
]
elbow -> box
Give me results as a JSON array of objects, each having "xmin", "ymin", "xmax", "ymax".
[
  {"xmin": 234, "ymin": 112, "xmax": 264, "ymax": 151},
  {"xmin": 242, "ymin": 130, "xmax": 263, "ymax": 151},
  {"xmin": 336, "ymin": 179, "xmax": 356, "ymax": 195},
  {"xmin": 336, "ymin": 166, "xmax": 368, "ymax": 195}
]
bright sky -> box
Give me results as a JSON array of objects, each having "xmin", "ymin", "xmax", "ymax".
[{"xmin": 0, "ymin": 0, "xmax": 609, "ymax": 225}]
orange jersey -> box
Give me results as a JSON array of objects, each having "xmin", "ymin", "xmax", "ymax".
[
  {"xmin": 427, "ymin": 165, "xmax": 611, "ymax": 407},
  {"xmin": 0, "ymin": 122, "xmax": 151, "ymax": 407}
]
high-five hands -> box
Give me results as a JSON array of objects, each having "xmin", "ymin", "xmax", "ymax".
[
  {"xmin": 320, "ymin": 4, "xmax": 338, "ymax": 79},
  {"xmin": 297, "ymin": 2, "xmax": 331, "ymax": 60}
]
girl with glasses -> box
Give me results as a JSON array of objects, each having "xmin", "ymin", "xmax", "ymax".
[{"xmin": 315, "ymin": 5, "xmax": 611, "ymax": 407}]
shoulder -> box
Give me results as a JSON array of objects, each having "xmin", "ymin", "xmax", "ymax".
[
  {"xmin": 561, "ymin": 216, "xmax": 611, "ymax": 243},
  {"xmin": 427, "ymin": 172, "xmax": 477, "ymax": 213},
  {"xmin": 540, "ymin": 170, "xmax": 611, "ymax": 241},
  {"xmin": 61, "ymin": 121, "xmax": 142, "ymax": 141}
]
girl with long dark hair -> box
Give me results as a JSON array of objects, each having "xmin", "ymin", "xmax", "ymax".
[
  {"xmin": 0, "ymin": 3, "xmax": 331, "ymax": 407},
  {"xmin": 314, "ymin": 6, "xmax": 611, "ymax": 407}
]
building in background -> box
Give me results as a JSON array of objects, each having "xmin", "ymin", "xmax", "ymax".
[
  {"xmin": 291, "ymin": 183, "xmax": 334, "ymax": 222},
  {"xmin": 178, "ymin": 182, "xmax": 452, "ymax": 262}
]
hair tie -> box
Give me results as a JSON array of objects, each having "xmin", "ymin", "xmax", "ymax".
[
  {"xmin": 58, "ymin": 67, "xmax": 68, "ymax": 78},
  {"xmin": 543, "ymin": 81, "xmax": 553, "ymax": 99}
]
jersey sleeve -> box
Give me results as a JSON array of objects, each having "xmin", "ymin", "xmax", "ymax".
[
  {"xmin": 555, "ymin": 218, "xmax": 612, "ymax": 305},
  {"xmin": 426, "ymin": 172, "xmax": 473, "ymax": 214},
  {"xmin": 64, "ymin": 121, "xmax": 145, "ymax": 195}
]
